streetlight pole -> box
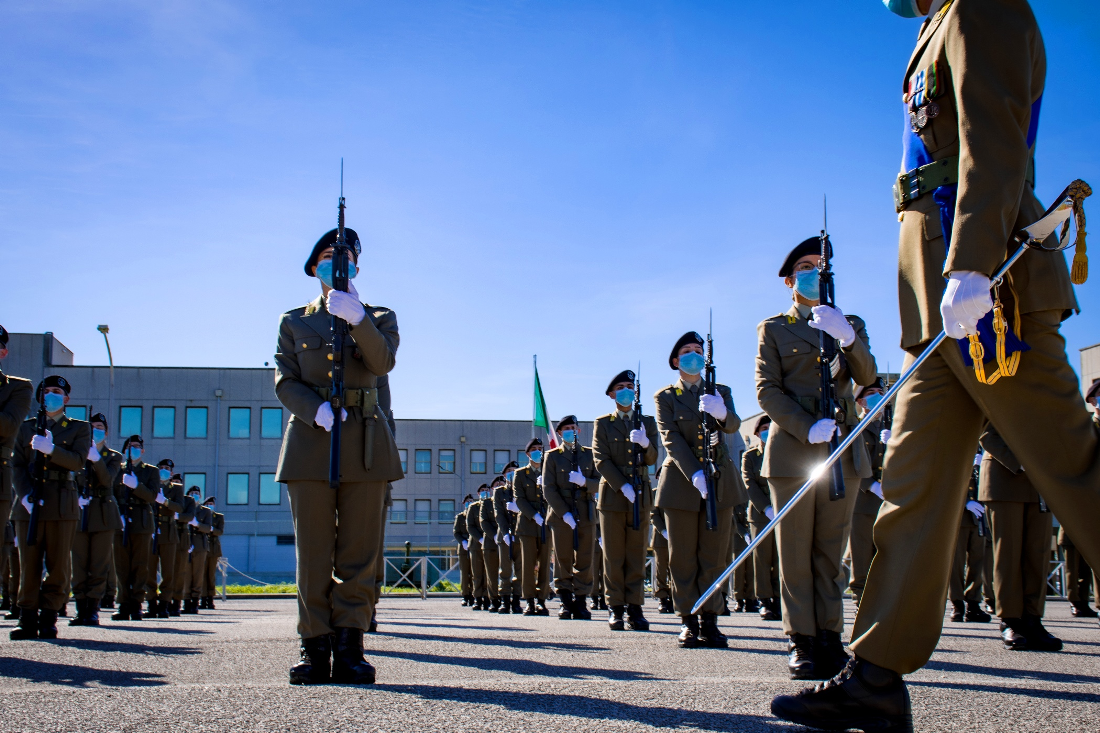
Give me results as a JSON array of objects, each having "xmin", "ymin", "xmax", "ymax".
[{"xmin": 97, "ymin": 325, "xmax": 114, "ymax": 446}]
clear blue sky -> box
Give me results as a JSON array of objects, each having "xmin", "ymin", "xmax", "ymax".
[{"xmin": 2, "ymin": 1, "xmax": 1097, "ymax": 421}]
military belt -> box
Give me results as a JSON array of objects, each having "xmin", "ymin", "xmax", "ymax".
[
  {"xmin": 312, "ymin": 386, "xmax": 378, "ymax": 412},
  {"xmin": 43, "ymin": 470, "xmax": 75, "ymax": 483},
  {"xmin": 894, "ymin": 155, "xmax": 1035, "ymax": 212}
]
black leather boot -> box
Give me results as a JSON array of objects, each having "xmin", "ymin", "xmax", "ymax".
[
  {"xmin": 1022, "ymin": 614, "xmax": 1063, "ymax": 652},
  {"xmin": 699, "ymin": 613, "xmax": 728, "ymax": 648},
  {"xmin": 733, "ymin": 599, "xmax": 745, "ymax": 613},
  {"xmin": 678, "ymin": 615, "xmax": 700, "ymax": 648},
  {"xmin": 626, "ymin": 604, "xmax": 650, "ymax": 631},
  {"xmin": 207, "ymin": 596, "xmax": 217, "ymax": 610},
  {"xmin": 815, "ymin": 630, "xmax": 850, "ymax": 680},
  {"xmin": 3, "ymin": 604, "xmax": 19, "ymax": 620},
  {"xmin": 1072, "ymin": 603, "xmax": 1099, "ymax": 618},
  {"xmin": 771, "ymin": 658, "xmax": 913, "ymax": 733},
  {"xmin": 38, "ymin": 609, "xmax": 59, "ymax": 640},
  {"xmin": 9, "ymin": 608, "xmax": 38, "ymax": 640},
  {"xmin": 608, "ymin": 605, "xmax": 625, "ymax": 630},
  {"xmin": 130, "ymin": 601, "xmax": 144, "ymax": 621},
  {"xmin": 745, "ymin": 598, "xmax": 760, "ymax": 613},
  {"xmin": 289, "ymin": 634, "xmax": 332, "ymax": 685},
  {"xmin": 111, "ymin": 601, "xmax": 131, "ymax": 621},
  {"xmin": 490, "ymin": 597, "xmax": 501, "ymax": 612},
  {"xmin": 658, "ymin": 597, "xmax": 674, "ymax": 614},
  {"xmin": 69, "ymin": 599, "xmax": 89, "ymax": 626},
  {"xmin": 1001, "ymin": 618, "xmax": 1029, "ymax": 650},
  {"xmin": 950, "ymin": 600, "xmax": 964, "ymax": 622},
  {"xmin": 788, "ymin": 633, "xmax": 816, "ymax": 680},
  {"xmin": 557, "ymin": 590, "xmax": 574, "ymax": 620},
  {"xmin": 965, "ymin": 600, "xmax": 991, "ymax": 623},
  {"xmin": 461, "ymin": 596, "xmax": 470, "ymax": 607},
  {"xmin": 168, "ymin": 599, "xmax": 181, "ymax": 617},
  {"xmin": 85, "ymin": 599, "xmax": 101, "ymax": 626},
  {"xmin": 331, "ymin": 628, "xmax": 376, "ymax": 685},
  {"xmin": 535, "ymin": 598, "xmax": 550, "ymax": 616},
  {"xmin": 573, "ymin": 594, "xmax": 592, "ymax": 620},
  {"xmin": 598, "ymin": 597, "xmax": 608, "ymax": 611},
  {"xmin": 497, "ymin": 597, "xmax": 511, "ymax": 614},
  {"xmin": 760, "ymin": 597, "xmax": 781, "ymax": 621},
  {"xmin": 182, "ymin": 599, "xmax": 198, "ymax": 615},
  {"xmin": 0, "ymin": 590, "xmax": 10, "ymax": 611},
  {"xmin": 100, "ymin": 594, "xmax": 115, "ymax": 610},
  {"xmin": 157, "ymin": 599, "xmax": 170, "ymax": 619},
  {"xmin": 511, "ymin": 594, "xmax": 522, "ymax": 614},
  {"xmin": 523, "ymin": 598, "xmax": 538, "ymax": 616}
]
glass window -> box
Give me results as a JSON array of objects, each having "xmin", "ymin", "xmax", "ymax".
[
  {"xmin": 66, "ymin": 406, "xmax": 87, "ymax": 421},
  {"xmin": 493, "ymin": 450, "xmax": 510, "ymax": 474},
  {"xmin": 439, "ymin": 499, "xmax": 455, "ymax": 523},
  {"xmin": 185, "ymin": 407, "xmax": 208, "ymax": 438},
  {"xmin": 648, "ymin": 463, "xmax": 657, "ymax": 476},
  {"xmin": 518, "ymin": 453, "xmax": 529, "ymax": 468},
  {"xmin": 470, "ymin": 449, "xmax": 486, "ymax": 474},
  {"xmin": 183, "ymin": 473, "xmax": 206, "ymax": 499},
  {"xmin": 228, "ymin": 407, "xmax": 250, "ymax": 438},
  {"xmin": 152, "ymin": 407, "xmax": 175, "ymax": 438},
  {"xmin": 414, "ymin": 449, "xmax": 431, "ymax": 474},
  {"xmin": 399, "ymin": 449, "xmax": 407, "ymax": 474},
  {"xmin": 414, "ymin": 499, "xmax": 431, "ymax": 524},
  {"xmin": 119, "ymin": 407, "xmax": 142, "ymax": 439},
  {"xmin": 259, "ymin": 473, "xmax": 280, "ymax": 505},
  {"xmin": 391, "ymin": 499, "xmax": 407, "ymax": 523},
  {"xmin": 438, "ymin": 449, "xmax": 455, "ymax": 474},
  {"xmin": 260, "ymin": 407, "xmax": 283, "ymax": 439},
  {"xmin": 226, "ymin": 473, "xmax": 249, "ymax": 505}
]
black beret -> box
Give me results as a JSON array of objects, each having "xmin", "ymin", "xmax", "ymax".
[
  {"xmin": 35, "ymin": 375, "xmax": 71, "ymax": 402},
  {"xmin": 524, "ymin": 438, "xmax": 543, "ymax": 452},
  {"xmin": 503, "ymin": 460, "xmax": 519, "ymax": 472},
  {"xmin": 779, "ymin": 236, "xmax": 832, "ymax": 277},
  {"xmin": 477, "ymin": 483, "xmax": 489, "ymax": 492},
  {"xmin": 668, "ymin": 332, "xmax": 704, "ymax": 369},
  {"xmin": 855, "ymin": 377, "xmax": 886, "ymax": 400},
  {"xmin": 157, "ymin": 458, "xmax": 174, "ymax": 469},
  {"xmin": 124, "ymin": 434, "xmax": 143, "ymax": 448},
  {"xmin": 1087, "ymin": 378, "xmax": 1100, "ymax": 404},
  {"xmin": 203, "ymin": 497, "xmax": 216, "ymax": 505},
  {"xmin": 0, "ymin": 325, "xmax": 7, "ymax": 346},
  {"xmin": 463, "ymin": 494, "xmax": 475, "ymax": 502},
  {"xmin": 557, "ymin": 415, "xmax": 578, "ymax": 431},
  {"xmin": 606, "ymin": 370, "xmax": 636, "ymax": 395},
  {"xmin": 304, "ymin": 227, "xmax": 362, "ymax": 276},
  {"xmin": 753, "ymin": 415, "xmax": 772, "ymax": 434},
  {"xmin": 171, "ymin": 473, "xmax": 182, "ymax": 482},
  {"xmin": 187, "ymin": 485, "xmax": 202, "ymax": 495},
  {"xmin": 491, "ymin": 475, "xmax": 506, "ymax": 487},
  {"xmin": 90, "ymin": 412, "xmax": 108, "ymax": 427}
]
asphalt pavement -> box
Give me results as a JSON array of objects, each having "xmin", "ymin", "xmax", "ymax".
[{"xmin": 0, "ymin": 597, "xmax": 1097, "ymax": 732}]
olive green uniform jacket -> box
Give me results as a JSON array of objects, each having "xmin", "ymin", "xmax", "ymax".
[
  {"xmin": 512, "ymin": 464, "xmax": 547, "ymax": 537},
  {"xmin": 741, "ymin": 445, "xmax": 769, "ymax": 524},
  {"xmin": 592, "ymin": 411, "xmax": 659, "ymax": 514},
  {"xmin": 153, "ymin": 481, "xmax": 185, "ymax": 545},
  {"xmin": 11, "ymin": 415, "xmax": 92, "ymax": 522},
  {"xmin": 209, "ymin": 511, "xmax": 224, "ymax": 557},
  {"xmin": 79, "ymin": 447, "xmax": 123, "ymax": 533},
  {"xmin": 453, "ymin": 511, "xmax": 469, "ymax": 545},
  {"xmin": 493, "ymin": 483, "xmax": 516, "ymax": 543},
  {"xmin": 542, "ymin": 444, "xmax": 600, "ymax": 526},
  {"xmin": 113, "ymin": 461, "xmax": 161, "ymax": 535},
  {"xmin": 0, "ymin": 371, "xmax": 33, "ymax": 520}
]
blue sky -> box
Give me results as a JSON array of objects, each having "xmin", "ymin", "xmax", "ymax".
[{"xmin": 2, "ymin": 1, "xmax": 1098, "ymax": 421}]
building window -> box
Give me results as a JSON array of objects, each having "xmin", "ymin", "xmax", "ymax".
[
  {"xmin": 152, "ymin": 407, "xmax": 175, "ymax": 438},
  {"xmin": 119, "ymin": 407, "xmax": 142, "ymax": 439},
  {"xmin": 66, "ymin": 406, "xmax": 87, "ymax": 421},
  {"xmin": 391, "ymin": 499, "xmax": 407, "ymax": 523},
  {"xmin": 493, "ymin": 450, "xmax": 510, "ymax": 474},
  {"xmin": 261, "ymin": 407, "xmax": 283, "ymax": 439},
  {"xmin": 518, "ymin": 453, "xmax": 529, "ymax": 468},
  {"xmin": 399, "ymin": 449, "xmax": 407, "ymax": 474},
  {"xmin": 185, "ymin": 407, "xmax": 208, "ymax": 438},
  {"xmin": 183, "ymin": 473, "xmax": 206, "ymax": 499},
  {"xmin": 438, "ymin": 449, "xmax": 455, "ymax": 474},
  {"xmin": 228, "ymin": 407, "xmax": 250, "ymax": 438},
  {"xmin": 439, "ymin": 499, "xmax": 455, "ymax": 523},
  {"xmin": 648, "ymin": 463, "xmax": 657, "ymax": 476},
  {"xmin": 226, "ymin": 473, "xmax": 249, "ymax": 505},
  {"xmin": 414, "ymin": 449, "xmax": 431, "ymax": 474},
  {"xmin": 259, "ymin": 473, "xmax": 280, "ymax": 505},
  {"xmin": 414, "ymin": 499, "xmax": 431, "ymax": 524},
  {"xmin": 470, "ymin": 450, "xmax": 487, "ymax": 474}
]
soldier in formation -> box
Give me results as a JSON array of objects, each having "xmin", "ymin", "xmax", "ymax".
[
  {"xmin": 847, "ymin": 381, "xmax": 886, "ymax": 608},
  {"xmin": 513, "ymin": 439, "xmax": 551, "ymax": 616},
  {"xmin": 493, "ymin": 461, "xmax": 521, "ymax": 613},
  {"xmin": 0, "ymin": 325, "xmax": 32, "ymax": 619},
  {"xmin": 948, "ymin": 450, "xmax": 990, "ymax": 623},
  {"xmin": 478, "ymin": 476, "xmax": 502, "ymax": 611},
  {"xmin": 202, "ymin": 495, "xmax": 224, "ymax": 609},
  {"xmin": 464, "ymin": 484, "xmax": 488, "ymax": 610},
  {"xmin": 146, "ymin": 459, "xmax": 183, "ymax": 618},
  {"xmin": 743, "ymin": 417, "xmax": 780, "ymax": 621},
  {"xmin": 454, "ymin": 494, "xmax": 474, "ymax": 606}
]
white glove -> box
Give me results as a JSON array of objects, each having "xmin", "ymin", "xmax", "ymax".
[
  {"xmin": 506, "ymin": 501, "xmax": 519, "ymax": 513},
  {"xmin": 326, "ymin": 281, "xmax": 366, "ymax": 326},
  {"xmin": 155, "ymin": 490, "xmax": 168, "ymax": 505},
  {"xmin": 534, "ymin": 512, "xmax": 544, "ymax": 526},
  {"xmin": 122, "ymin": 473, "xmax": 139, "ymax": 489},
  {"xmin": 479, "ymin": 537, "xmax": 485, "ymax": 547},
  {"xmin": 536, "ymin": 476, "xmax": 543, "ymax": 487},
  {"xmin": 629, "ymin": 428, "xmax": 650, "ymax": 449},
  {"xmin": 699, "ymin": 393, "xmax": 728, "ymax": 422},
  {"xmin": 87, "ymin": 445, "xmax": 101, "ymax": 462},
  {"xmin": 503, "ymin": 534, "xmax": 512, "ymax": 546},
  {"xmin": 21, "ymin": 495, "xmax": 34, "ymax": 514},
  {"xmin": 940, "ymin": 271, "xmax": 993, "ymax": 339},
  {"xmin": 568, "ymin": 470, "xmax": 586, "ymax": 486},
  {"xmin": 973, "ymin": 453, "xmax": 983, "ymax": 467},
  {"xmin": 744, "ymin": 533, "xmax": 751, "ymax": 545},
  {"xmin": 313, "ymin": 402, "xmax": 347, "ymax": 432},
  {"xmin": 173, "ymin": 512, "xmax": 179, "ymax": 520},
  {"xmin": 31, "ymin": 430, "xmax": 55, "ymax": 456},
  {"xmin": 562, "ymin": 512, "xmax": 576, "ymax": 529},
  {"xmin": 966, "ymin": 500, "xmax": 985, "ymax": 518},
  {"xmin": 598, "ymin": 537, "xmax": 604, "ymax": 550},
  {"xmin": 78, "ymin": 495, "xmax": 92, "ymax": 509},
  {"xmin": 691, "ymin": 470, "xmax": 708, "ymax": 499},
  {"xmin": 880, "ymin": 429, "xmax": 892, "ymax": 444},
  {"xmin": 462, "ymin": 540, "xmax": 469, "ymax": 551},
  {"xmin": 189, "ymin": 517, "xmax": 199, "ymax": 527},
  {"xmin": 809, "ymin": 305, "xmax": 856, "ymax": 347},
  {"xmin": 188, "ymin": 545, "xmax": 194, "ymax": 553},
  {"xmin": 764, "ymin": 506, "xmax": 775, "ymax": 521},
  {"xmin": 621, "ymin": 484, "xmax": 636, "ymax": 503},
  {"xmin": 807, "ymin": 418, "xmax": 837, "ymax": 444},
  {"xmin": 870, "ymin": 481, "xmax": 884, "ymax": 500},
  {"xmin": 660, "ymin": 529, "xmax": 668, "ymax": 541}
]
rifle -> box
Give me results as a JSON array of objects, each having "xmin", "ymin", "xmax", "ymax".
[
  {"xmin": 701, "ymin": 310, "xmax": 720, "ymax": 532},
  {"xmin": 80, "ymin": 405, "xmax": 94, "ymax": 533},
  {"xmin": 121, "ymin": 449, "xmax": 133, "ymax": 548},
  {"xmin": 569, "ymin": 434, "xmax": 581, "ymax": 551},
  {"xmin": 26, "ymin": 404, "xmax": 48, "ymax": 547},
  {"xmin": 818, "ymin": 198, "xmax": 846, "ymax": 501},
  {"xmin": 505, "ymin": 485, "xmax": 516, "ymax": 562},
  {"xmin": 328, "ymin": 159, "xmax": 351, "ymax": 489},
  {"xmin": 630, "ymin": 367, "xmax": 644, "ymax": 531}
]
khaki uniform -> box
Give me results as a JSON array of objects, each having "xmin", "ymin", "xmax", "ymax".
[
  {"xmin": 190, "ymin": 504, "xmax": 214, "ymax": 599},
  {"xmin": 543, "ymin": 443, "xmax": 600, "ymax": 596},
  {"xmin": 756, "ymin": 304, "xmax": 876, "ymax": 636},
  {"xmin": 0, "ymin": 371, "xmax": 34, "ymax": 529},
  {"xmin": 274, "ymin": 294, "xmax": 402, "ymax": 639},
  {"xmin": 205, "ymin": 511, "xmax": 224, "ymax": 598},
  {"xmin": 650, "ymin": 508, "xmax": 670, "ymax": 602},
  {"xmin": 849, "ymin": 420, "xmax": 885, "ymax": 603},
  {"xmin": 513, "ymin": 463, "xmax": 551, "ymax": 600},
  {"xmin": 850, "ymin": 0, "xmax": 1099, "ymax": 675},
  {"xmin": 464, "ymin": 501, "xmax": 487, "ymax": 599},
  {"xmin": 592, "ymin": 410, "xmax": 659, "ymax": 606},
  {"xmin": 453, "ymin": 509, "xmax": 472, "ymax": 597},
  {"xmin": 71, "ymin": 446, "xmax": 122, "ymax": 602},
  {"xmin": 742, "ymin": 444, "xmax": 780, "ymax": 600},
  {"xmin": 146, "ymin": 479, "xmax": 184, "ymax": 606},
  {"xmin": 12, "ymin": 415, "xmax": 92, "ymax": 611},
  {"xmin": 2, "ymin": 522, "xmax": 16, "ymax": 607},
  {"xmin": 113, "ymin": 459, "xmax": 160, "ymax": 605},
  {"xmin": 654, "ymin": 379, "xmax": 743, "ymax": 615},
  {"xmin": 492, "ymin": 482, "xmax": 518, "ymax": 599},
  {"xmin": 372, "ymin": 377, "xmax": 396, "ymax": 606},
  {"xmin": 730, "ymin": 503, "xmax": 755, "ymax": 604},
  {"xmin": 592, "ymin": 527, "xmax": 605, "ymax": 601},
  {"xmin": 173, "ymin": 495, "xmax": 198, "ymax": 603},
  {"xmin": 477, "ymin": 496, "xmax": 499, "ymax": 600},
  {"xmin": 949, "ymin": 467, "xmax": 986, "ymax": 603},
  {"xmin": 1059, "ymin": 525, "xmax": 1096, "ymax": 611}
]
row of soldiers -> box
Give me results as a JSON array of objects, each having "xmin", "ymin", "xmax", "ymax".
[{"xmin": 0, "ymin": 330, "xmax": 225, "ymax": 640}]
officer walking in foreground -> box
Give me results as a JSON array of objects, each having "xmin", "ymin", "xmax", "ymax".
[
  {"xmin": 276, "ymin": 226, "xmax": 402, "ymax": 685},
  {"xmin": 112, "ymin": 435, "xmax": 161, "ymax": 622},
  {"xmin": 513, "ymin": 439, "xmax": 552, "ymax": 616},
  {"xmin": 654, "ymin": 331, "xmax": 743, "ymax": 649},
  {"xmin": 773, "ymin": 0, "xmax": 1100, "ymax": 728},
  {"xmin": 454, "ymin": 494, "xmax": 474, "ymax": 606},
  {"xmin": 743, "ymin": 417, "xmax": 781, "ymax": 621}
]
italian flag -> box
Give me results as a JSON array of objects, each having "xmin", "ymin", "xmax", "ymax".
[{"xmin": 533, "ymin": 358, "xmax": 558, "ymax": 449}]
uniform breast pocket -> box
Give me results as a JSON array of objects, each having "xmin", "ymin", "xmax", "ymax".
[{"xmin": 294, "ymin": 336, "xmax": 324, "ymax": 354}]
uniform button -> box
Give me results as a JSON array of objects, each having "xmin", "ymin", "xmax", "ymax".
[
  {"xmin": 302, "ymin": 343, "xmax": 308, "ymax": 349},
  {"xmin": 793, "ymin": 348, "xmax": 798, "ymax": 353},
  {"xmin": 327, "ymin": 353, "xmax": 333, "ymax": 361},
  {"xmin": 327, "ymin": 371, "xmax": 332, "ymax": 378}
]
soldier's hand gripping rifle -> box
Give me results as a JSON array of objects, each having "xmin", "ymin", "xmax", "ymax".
[
  {"xmin": 701, "ymin": 311, "xmax": 720, "ymax": 532},
  {"xmin": 121, "ymin": 450, "xmax": 133, "ymax": 548},
  {"xmin": 80, "ymin": 405, "xmax": 94, "ymax": 533},
  {"xmin": 690, "ymin": 180, "xmax": 1092, "ymax": 615},
  {"xmin": 818, "ymin": 202, "xmax": 846, "ymax": 502},
  {"xmin": 329, "ymin": 160, "xmax": 352, "ymax": 489},
  {"xmin": 26, "ymin": 404, "xmax": 48, "ymax": 547},
  {"xmin": 630, "ymin": 368, "xmax": 644, "ymax": 531},
  {"xmin": 569, "ymin": 434, "xmax": 581, "ymax": 551}
]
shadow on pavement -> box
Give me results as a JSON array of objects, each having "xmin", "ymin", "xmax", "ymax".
[
  {"xmin": 911, "ymin": 679, "xmax": 1100, "ymax": 704},
  {"xmin": 923, "ymin": 658, "xmax": 1100, "ymax": 685},
  {"xmin": 0, "ymin": 656, "xmax": 168, "ymax": 688},
  {"xmin": 91, "ymin": 625, "xmax": 214, "ymax": 635},
  {"xmin": 52, "ymin": 638, "xmax": 202, "ymax": 657},
  {"xmin": 380, "ymin": 621, "xmax": 528, "ymax": 633},
  {"xmin": 372, "ymin": 648, "xmax": 662, "ymax": 681},
  {"xmin": 380, "ymin": 630, "xmax": 606, "ymax": 653}
]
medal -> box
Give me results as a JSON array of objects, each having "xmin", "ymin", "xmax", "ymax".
[
  {"xmin": 926, "ymin": 101, "xmax": 940, "ymax": 119},
  {"xmin": 916, "ymin": 107, "xmax": 928, "ymax": 129},
  {"xmin": 910, "ymin": 110, "xmax": 920, "ymax": 133}
]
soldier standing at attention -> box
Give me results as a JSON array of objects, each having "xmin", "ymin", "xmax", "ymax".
[
  {"xmin": 493, "ymin": 461, "xmax": 521, "ymax": 614},
  {"xmin": 276, "ymin": 226, "xmax": 402, "ymax": 685},
  {"xmin": 454, "ymin": 494, "xmax": 474, "ymax": 606},
  {"xmin": 756, "ymin": 238, "xmax": 877, "ymax": 679},
  {"xmin": 146, "ymin": 459, "xmax": 183, "ymax": 619},
  {"xmin": 650, "ymin": 504, "xmax": 673, "ymax": 614},
  {"xmin": 111, "ymin": 436, "xmax": 161, "ymax": 622},
  {"xmin": 848, "ymin": 382, "xmax": 887, "ymax": 608},
  {"xmin": 202, "ymin": 495, "xmax": 224, "ymax": 609},
  {"xmin": 743, "ymin": 417, "xmax": 781, "ymax": 621},
  {"xmin": 543, "ymin": 416, "xmax": 600, "ymax": 620},
  {"xmin": 592, "ymin": 369, "xmax": 659, "ymax": 631},
  {"xmin": 479, "ymin": 476, "xmax": 503, "ymax": 612},
  {"xmin": 654, "ymin": 332, "xmax": 744, "ymax": 649},
  {"xmin": 465, "ymin": 485, "xmax": 488, "ymax": 610},
  {"xmin": 513, "ymin": 440, "xmax": 551, "ymax": 616},
  {"xmin": 172, "ymin": 486, "xmax": 200, "ymax": 617},
  {"xmin": 773, "ymin": 1, "xmax": 1100, "ymax": 728},
  {"xmin": 369, "ymin": 374, "xmax": 396, "ymax": 632},
  {"xmin": 69, "ymin": 413, "xmax": 122, "ymax": 626},
  {"xmin": 729, "ymin": 501, "xmax": 756, "ymax": 614},
  {"xmin": 186, "ymin": 496, "xmax": 213, "ymax": 614},
  {"xmin": 948, "ymin": 451, "xmax": 990, "ymax": 622}
]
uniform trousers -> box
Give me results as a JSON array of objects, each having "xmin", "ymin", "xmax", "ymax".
[
  {"xmin": 769, "ymin": 475, "xmax": 857, "ymax": 636},
  {"xmin": 458, "ymin": 545, "xmax": 472, "ymax": 596},
  {"xmin": 115, "ymin": 533, "xmax": 153, "ymax": 605},
  {"xmin": 731, "ymin": 526, "xmax": 756, "ymax": 603},
  {"xmin": 982, "ymin": 532, "xmax": 995, "ymax": 609},
  {"xmin": 518, "ymin": 533, "xmax": 550, "ymax": 600},
  {"xmin": 71, "ymin": 530, "xmax": 114, "ymax": 601},
  {"xmin": 497, "ymin": 538, "xmax": 515, "ymax": 597},
  {"xmin": 205, "ymin": 553, "xmax": 220, "ymax": 598},
  {"xmin": 664, "ymin": 505, "xmax": 733, "ymax": 616},
  {"xmin": 468, "ymin": 542, "xmax": 487, "ymax": 599},
  {"xmin": 848, "ymin": 513, "xmax": 876, "ymax": 603},
  {"xmin": 851, "ymin": 311, "xmax": 1100, "ymax": 674},
  {"xmin": 949, "ymin": 522, "xmax": 986, "ymax": 603},
  {"xmin": 148, "ymin": 541, "xmax": 178, "ymax": 603},
  {"xmin": 189, "ymin": 547, "xmax": 208, "ymax": 599},
  {"xmin": 6, "ymin": 547, "xmax": 20, "ymax": 603},
  {"xmin": 652, "ymin": 531, "xmax": 671, "ymax": 601},
  {"xmin": 173, "ymin": 537, "xmax": 192, "ymax": 601},
  {"xmin": 599, "ymin": 510, "xmax": 647, "ymax": 606},
  {"xmin": 16, "ymin": 519, "xmax": 76, "ymax": 611},
  {"xmin": 987, "ymin": 501, "xmax": 1051, "ymax": 619},
  {"xmin": 105, "ymin": 536, "xmax": 117, "ymax": 598},
  {"xmin": 1063, "ymin": 545, "xmax": 1096, "ymax": 609},
  {"xmin": 372, "ymin": 518, "xmax": 386, "ymax": 605},
  {"xmin": 592, "ymin": 540, "xmax": 605, "ymax": 600},
  {"xmin": 288, "ymin": 480, "xmax": 386, "ymax": 638},
  {"xmin": 482, "ymin": 539, "xmax": 500, "ymax": 599},
  {"xmin": 550, "ymin": 520, "xmax": 596, "ymax": 595}
]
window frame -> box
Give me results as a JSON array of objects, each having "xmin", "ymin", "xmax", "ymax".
[
  {"xmin": 66, "ymin": 406, "xmax": 87, "ymax": 421},
  {"xmin": 226, "ymin": 472, "xmax": 250, "ymax": 505},
  {"xmin": 438, "ymin": 499, "xmax": 455, "ymax": 524},
  {"xmin": 438, "ymin": 449, "xmax": 455, "ymax": 474},
  {"xmin": 399, "ymin": 449, "xmax": 408, "ymax": 474},
  {"xmin": 470, "ymin": 449, "xmax": 487, "ymax": 474},
  {"xmin": 493, "ymin": 449, "xmax": 510, "ymax": 474},
  {"xmin": 183, "ymin": 473, "xmax": 206, "ymax": 499},
  {"xmin": 260, "ymin": 407, "xmax": 283, "ymax": 439},
  {"xmin": 228, "ymin": 407, "xmax": 251, "ymax": 439},
  {"xmin": 119, "ymin": 406, "xmax": 142, "ymax": 440},
  {"xmin": 258, "ymin": 473, "xmax": 281, "ymax": 505},
  {"xmin": 414, "ymin": 499, "xmax": 431, "ymax": 524},
  {"xmin": 414, "ymin": 449, "xmax": 432, "ymax": 474},
  {"xmin": 152, "ymin": 406, "xmax": 176, "ymax": 439},
  {"xmin": 185, "ymin": 406, "xmax": 208, "ymax": 439},
  {"xmin": 391, "ymin": 499, "xmax": 408, "ymax": 523}
]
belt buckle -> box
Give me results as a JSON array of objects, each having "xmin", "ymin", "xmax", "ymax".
[{"xmin": 893, "ymin": 172, "xmax": 909, "ymax": 212}]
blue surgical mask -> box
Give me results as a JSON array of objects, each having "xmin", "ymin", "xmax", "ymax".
[
  {"xmin": 562, "ymin": 429, "xmax": 576, "ymax": 444},
  {"xmin": 759, "ymin": 430, "xmax": 769, "ymax": 444},
  {"xmin": 315, "ymin": 259, "xmax": 357, "ymax": 289},
  {"xmin": 529, "ymin": 450, "xmax": 543, "ymax": 464},
  {"xmin": 43, "ymin": 392, "xmax": 65, "ymax": 413},
  {"xmin": 793, "ymin": 269, "xmax": 820, "ymax": 301},
  {"xmin": 864, "ymin": 393, "xmax": 885, "ymax": 410},
  {"xmin": 678, "ymin": 351, "xmax": 704, "ymax": 376},
  {"xmin": 614, "ymin": 388, "xmax": 635, "ymax": 407},
  {"xmin": 480, "ymin": 491, "xmax": 490, "ymax": 500},
  {"xmin": 128, "ymin": 447, "xmax": 142, "ymax": 461},
  {"xmin": 882, "ymin": 0, "xmax": 922, "ymax": 18},
  {"xmin": 92, "ymin": 428, "xmax": 106, "ymax": 444},
  {"xmin": 159, "ymin": 468, "xmax": 171, "ymax": 481}
]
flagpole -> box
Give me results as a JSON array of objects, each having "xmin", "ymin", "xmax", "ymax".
[{"xmin": 532, "ymin": 355, "xmax": 537, "ymax": 440}]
